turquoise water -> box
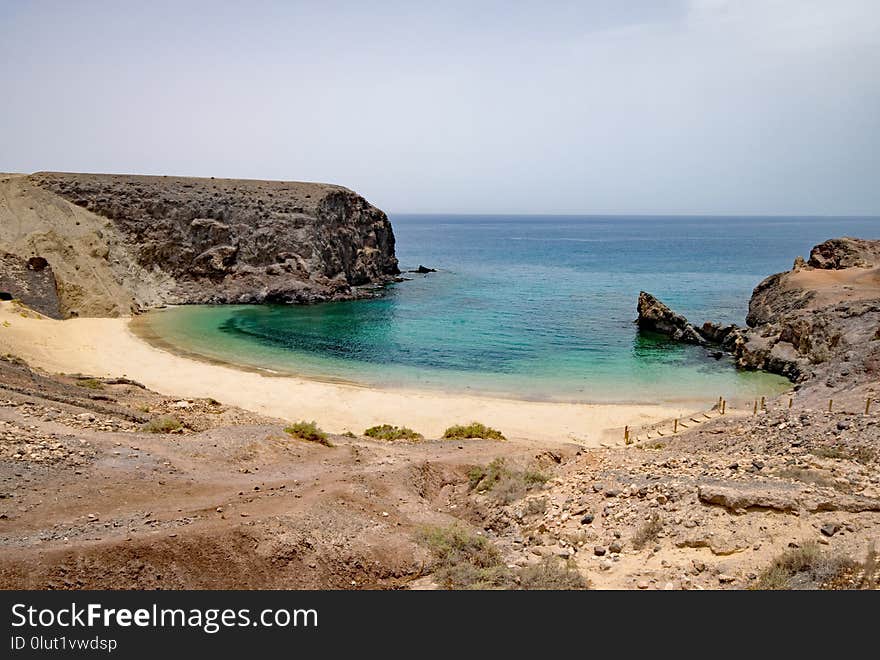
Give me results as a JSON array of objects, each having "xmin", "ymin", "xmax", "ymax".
[{"xmin": 139, "ymin": 215, "xmax": 879, "ymax": 403}]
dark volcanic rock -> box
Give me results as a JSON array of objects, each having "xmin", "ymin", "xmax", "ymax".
[
  {"xmin": 638, "ymin": 238, "xmax": 880, "ymax": 390},
  {"xmin": 30, "ymin": 172, "xmax": 400, "ymax": 307},
  {"xmin": 409, "ymin": 265, "xmax": 436, "ymax": 274},
  {"xmin": 0, "ymin": 252, "xmax": 62, "ymax": 318},
  {"xmin": 637, "ymin": 291, "xmax": 706, "ymax": 345}
]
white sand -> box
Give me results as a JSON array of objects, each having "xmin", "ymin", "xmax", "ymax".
[{"xmin": 0, "ymin": 303, "xmax": 699, "ymax": 445}]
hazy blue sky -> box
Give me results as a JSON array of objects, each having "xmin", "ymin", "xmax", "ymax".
[{"xmin": 1, "ymin": 0, "xmax": 878, "ymax": 215}]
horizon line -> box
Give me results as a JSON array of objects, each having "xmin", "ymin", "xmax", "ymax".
[{"xmin": 389, "ymin": 212, "xmax": 880, "ymax": 219}]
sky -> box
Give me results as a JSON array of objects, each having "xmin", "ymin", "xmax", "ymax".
[{"xmin": 1, "ymin": 0, "xmax": 878, "ymax": 215}]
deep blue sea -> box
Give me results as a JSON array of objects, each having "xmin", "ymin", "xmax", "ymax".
[{"xmin": 140, "ymin": 215, "xmax": 880, "ymax": 403}]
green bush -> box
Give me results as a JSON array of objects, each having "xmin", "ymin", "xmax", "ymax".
[
  {"xmin": 284, "ymin": 420, "xmax": 332, "ymax": 446},
  {"xmin": 420, "ymin": 525, "xmax": 514, "ymax": 590},
  {"xmin": 363, "ymin": 424, "xmax": 423, "ymax": 441},
  {"xmin": 754, "ymin": 541, "xmax": 854, "ymax": 590},
  {"xmin": 75, "ymin": 378, "xmax": 104, "ymax": 390},
  {"xmin": 140, "ymin": 415, "xmax": 183, "ymax": 433},
  {"xmin": 467, "ymin": 458, "xmax": 549, "ymax": 504},
  {"xmin": 442, "ymin": 422, "xmax": 505, "ymax": 441},
  {"xmin": 420, "ymin": 525, "xmax": 588, "ymax": 590}
]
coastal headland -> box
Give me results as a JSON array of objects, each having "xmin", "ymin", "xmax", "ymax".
[{"xmin": 0, "ymin": 172, "xmax": 878, "ymax": 589}]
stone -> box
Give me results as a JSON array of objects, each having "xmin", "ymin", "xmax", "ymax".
[
  {"xmin": 580, "ymin": 514, "xmax": 594, "ymax": 525},
  {"xmin": 697, "ymin": 483, "xmax": 799, "ymax": 512},
  {"xmin": 608, "ymin": 540, "xmax": 623, "ymax": 554},
  {"xmin": 593, "ymin": 546, "xmax": 607, "ymax": 557},
  {"xmin": 820, "ymin": 522, "xmax": 840, "ymax": 537},
  {"xmin": 637, "ymin": 291, "xmax": 707, "ymax": 345}
]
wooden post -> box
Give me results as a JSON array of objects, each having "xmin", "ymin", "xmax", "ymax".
[
  {"xmin": 760, "ymin": 396, "xmax": 765, "ymax": 410},
  {"xmin": 788, "ymin": 397, "xmax": 793, "ymax": 409},
  {"xmin": 721, "ymin": 399, "xmax": 726, "ymax": 415},
  {"xmin": 624, "ymin": 425, "xmax": 630, "ymax": 444},
  {"xmin": 866, "ymin": 398, "xmax": 872, "ymax": 415},
  {"xmin": 674, "ymin": 419, "xmax": 678, "ymax": 434},
  {"xmin": 753, "ymin": 400, "xmax": 758, "ymax": 415},
  {"xmin": 828, "ymin": 399, "xmax": 833, "ymax": 413}
]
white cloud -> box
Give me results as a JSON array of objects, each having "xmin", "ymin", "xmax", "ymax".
[{"xmin": 685, "ymin": 0, "xmax": 880, "ymax": 52}]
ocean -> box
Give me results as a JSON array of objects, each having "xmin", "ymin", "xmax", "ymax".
[{"xmin": 138, "ymin": 215, "xmax": 880, "ymax": 404}]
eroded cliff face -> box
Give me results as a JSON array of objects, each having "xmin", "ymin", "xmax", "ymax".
[
  {"xmin": 0, "ymin": 253, "xmax": 62, "ymax": 318},
  {"xmin": 29, "ymin": 172, "xmax": 399, "ymax": 309},
  {"xmin": 638, "ymin": 238, "xmax": 880, "ymax": 391}
]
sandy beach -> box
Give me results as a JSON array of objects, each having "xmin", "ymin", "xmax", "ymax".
[{"xmin": 0, "ymin": 303, "xmax": 696, "ymax": 445}]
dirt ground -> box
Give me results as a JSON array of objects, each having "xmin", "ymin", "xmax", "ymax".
[
  {"xmin": 1, "ymin": 351, "xmax": 877, "ymax": 590},
  {"xmin": 0, "ymin": 354, "xmax": 559, "ymax": 589}
]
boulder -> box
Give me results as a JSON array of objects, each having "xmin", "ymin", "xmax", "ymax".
[
  {"xmin": 808, "ymin": 237, "xmax": 880, "ymax": 269},
  {"xmin": 697, "ymin": 483, "xmax": 800, "ymax": 512},
  {"xmin": 636, "ymin": 292, "xmax": 706, "ymax": 345}
]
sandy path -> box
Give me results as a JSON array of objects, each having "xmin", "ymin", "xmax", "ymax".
[{"xmin": 0, "ymin": 304, "xmax": 697, "ymax": 445}]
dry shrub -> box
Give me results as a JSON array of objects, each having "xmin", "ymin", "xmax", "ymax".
[{"xmin": 632, "ymin": 512, "xmax": 663, "ymax": 550}]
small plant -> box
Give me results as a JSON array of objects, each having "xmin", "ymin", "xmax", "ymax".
[
  {"xmin": 859, "ymin": 544, "xmax": 877, "ymax": 589},
  {"xmin": 522, "ymin": 469, "xmax": 549, "ymax": 486},
  {"xmin": 774, "ymin": 466, "xmax": 843, "ymax": 491},
  {"xmin": 524, "ymin": 497, "xmax": 548, "ymax": 516},
  {"xmin": 518, "ymin": 556, "xmax": 590, "ymax": 590},
  {"xmin": 467, "ymin": 458, "xmax": 549, "ymax": 504},
  {"xmin": 76, "ymin": 378, "xmax": 104, "ymax": 390},
  {"xmin": 632, "ymin": 512, "xmax": 663, "ymax": 550},
  {"xmin": 420, "ymin": 525, "xmax": 514, "ymax": 589},
  {"xmin": 754, "ymin": 541, "xmax": 855, "ymax": 590},
  {"xmin": 284, "ymin": 420, "xmax": 332, "ymax": 446},
  {"xmin": 363, "ymin": 424, "xmax": 423, "ymax": 441},
  {"xmin": 442, "ymin": 422, "xmax": 505, "ymax": 441},
  {"xmin": 341, "ymin": 430, "xmax": 357, "ymax": 438},
  {"xmin": 814, "ymin": 445, "xmax": 876, "ymax": 464},
  {"xmin": 468, "ymin": 458, "xmax": 508, "ymax": 490},
  {"xmin": 140, "ymin": 415, "xmax": 183, "ymax": 433}
]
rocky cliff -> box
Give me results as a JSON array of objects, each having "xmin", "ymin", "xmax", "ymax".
[
  {"xmin": 638, "ymin": 238, "xmax": 880, "ymax": 392},
  {"xmin": 0, "ymin": 172, "xmax": 399, "ymax": 317}
]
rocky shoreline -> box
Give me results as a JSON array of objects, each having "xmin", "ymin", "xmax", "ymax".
[{"xmin": 638, "ymin": 237, "xmax": 880, "ymax": 392}]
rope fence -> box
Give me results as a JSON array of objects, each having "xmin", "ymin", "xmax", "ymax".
[{"xmin": 623, "ymin": 395, "xmax": 875, "ymax": 446}]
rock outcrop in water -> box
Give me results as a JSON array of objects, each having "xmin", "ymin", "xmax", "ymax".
[
  {"xmin": 636, "ymin": 292, "xmax": 707, "ymax": 345},
  {"xmin": 639, "ymin": 238, "xmax": 880, "ymax": 392},
  {"xmin": 0, "ymin": 172, "xmax": 399, "ymax": 316}
]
